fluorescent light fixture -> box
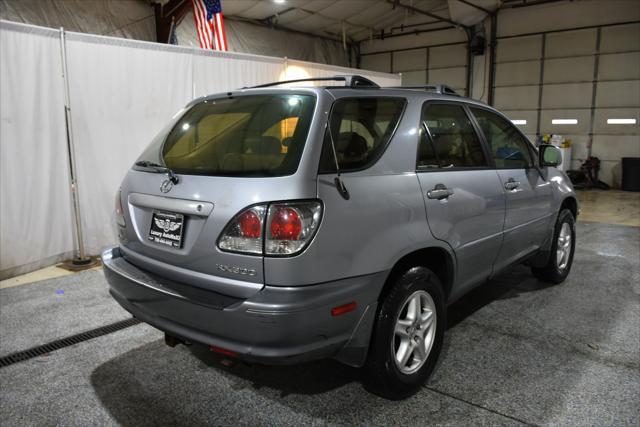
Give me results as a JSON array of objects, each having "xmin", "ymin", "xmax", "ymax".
[
  {"xmin": 511, "ymin": 119, "xmax": 527, "ymax": 125},
  {"xmin": 607, "ymin": 118, "xmax": 637, "ymax": 124},
  {"xmin": 274, "ymin": 0, "xmax": 286, "ymax": 3},
  {"xmin": 552, "ymin": 119, "xmax": 578, "ymax": 125}
]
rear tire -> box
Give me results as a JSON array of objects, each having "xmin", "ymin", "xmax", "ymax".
[
  {"xmin": 532, "ymin": 208, "xmax": 576, "ymax": 284},
  {"xmin": 364, "ymin": 266, "xmax": 445, "ymax": 400}
]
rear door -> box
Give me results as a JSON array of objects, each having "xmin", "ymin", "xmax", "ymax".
[
  {"xmin": 119, "ymin": 93, "xmax": 318, "ymax": 296},
  {"xmin": 468, "ymin": 106, "xmax": 554, "ymax": 271},
  {"xmin": 416, "ymin": 102, "xmax": 505, "ymax": 293}
]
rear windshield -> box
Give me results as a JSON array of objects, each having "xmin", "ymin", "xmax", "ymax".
[{"xmin": 141, "ymin": 94, "xmax": 315, "ymax": 177}]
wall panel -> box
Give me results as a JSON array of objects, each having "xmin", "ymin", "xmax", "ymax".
[
  {"xmin": 494, "ymin": 21, "xmax": 640, "ymax": 186},
  {"xmin": 393, "ymin": 48, "xmax": 427, "ymax": 72}
]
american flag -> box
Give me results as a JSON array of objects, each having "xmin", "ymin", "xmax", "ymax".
[{"xmin": 192, "ymin": 0, "xmax": 228, "ymax": 51}]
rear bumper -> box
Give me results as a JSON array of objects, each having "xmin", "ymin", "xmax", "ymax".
[{"xmin": 102, "ymin": 246, "xmax": 385, "ymax": 366}]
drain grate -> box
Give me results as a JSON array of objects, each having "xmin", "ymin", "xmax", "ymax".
[{"xmin": 0, "ymin": 317, "xmax": 142, "ymax": 368}]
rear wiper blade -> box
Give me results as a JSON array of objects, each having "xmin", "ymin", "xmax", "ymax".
[{"xmin": 134, "ymin": 160, "xmax": 180, "ymax": 184}]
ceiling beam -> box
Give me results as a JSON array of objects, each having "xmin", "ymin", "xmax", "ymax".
[
  {"xmin": 386, "ymin": 0, "xmax": 471, "ymax": 30},
  {"xmin": 500, "ymin": 0, "xmax": 569, "ymax": 8},
  {"xmin": 259, "ymin": 5, "xmax": 378, "ymax": 39},
  {"xmin": 230, "ymin": 17, "xmax": 346, "ymax": 45},
  {"xmin": 362, "ymin": 24, "xmax": 457, "ymax": 41}
]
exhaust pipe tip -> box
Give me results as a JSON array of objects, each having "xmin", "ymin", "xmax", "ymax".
[{"xmin": 164, "ymin": 333, "xmax": 185, "ymax": 348}]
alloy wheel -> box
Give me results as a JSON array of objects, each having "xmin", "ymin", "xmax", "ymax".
[{"xmin": 392, "ymin": 290, "xmax": 437, "ymax": 374}]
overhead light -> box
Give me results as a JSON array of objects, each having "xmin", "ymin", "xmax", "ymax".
[
  {"xmin": 552, "ymin": 119, "xmax": 578, "ymax": 125},
  {"xmin": 288, "ymin": 97, "xmax": 300, "ymax": 106},
  {"xmin": 511, "ymin": 119, "xmax": 527, "ymax": 125},
  {"xmin": 607, "ymin": 118, "xmax": 637, "ymax": 124},
  {"xmin": 274, "ymin": 0, "xmax": 286, "ymax": 3}
]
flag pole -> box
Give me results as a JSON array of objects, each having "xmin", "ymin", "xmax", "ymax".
[
  {"xmin": 167, "ymin": 16, "xmax": 175, "ymax": 43},
  {"xmin": 59, "ymin": 27, "xmax": 95, "ymax": 268}
]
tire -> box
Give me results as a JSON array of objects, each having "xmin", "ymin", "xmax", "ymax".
[
  {"xmin": 532, "ymin": 208, "xmax": 576, "ymax": 284},
  {"xmin": 364, "ymin": 266, "xmax": 446, "ymax": 400}
]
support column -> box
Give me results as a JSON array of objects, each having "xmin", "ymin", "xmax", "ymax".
[
  {"xmin": 535, "ymin": 33, "xmax": 546, "ymax": 139},
  {"xmin": 487, "ymin": 13, "xmax": 497, "ymax": 105},
  {"xmin": 587, "ymin": 27, "xmax": 602, "ymax": 157}
]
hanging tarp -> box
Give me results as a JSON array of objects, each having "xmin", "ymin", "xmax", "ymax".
[{"xmin": 0, "ymin": 21, "xmax": 75, "ymax": 279}]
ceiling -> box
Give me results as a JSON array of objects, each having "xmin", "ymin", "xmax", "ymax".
[{"xmin": 219, "ymin": 0, "xmax": 500, "ymax": 43}]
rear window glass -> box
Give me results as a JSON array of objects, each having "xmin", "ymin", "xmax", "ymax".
[
  {"xmin": 144, "ymin": 95, "xmax": 315, "ymax": 177},
  {"xmin": 419, "ymin": 104, "xmax": 488, "ymax": 169},
  {"xmin": 319, "ymin": 97, "xmax": 406, "ymax": 172}
]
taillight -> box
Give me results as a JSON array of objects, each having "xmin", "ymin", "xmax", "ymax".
[
  {"xmin": 218, "ymin": 205, "xmax": 266, "ymax": 254},
  {"xmin": 115, "ymin": 190, "xmax": 125, "ymax": 227},
  {"xmin": 238, "ymin": 210, "xmax": 262, "ymax": 238},
  {"xmin": 217, "ymin": 201, "xmax": 322, "ymax": 256},
  {"xmin": 265, "ymin": 202, "xmax": 321, "ymax": 255},
  {"xmin": 270, "ymin": 207, "xmax": 302, "ymax": 240}
]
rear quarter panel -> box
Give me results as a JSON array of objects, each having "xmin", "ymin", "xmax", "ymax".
[{"xmin": 264, "ymin": 95, "xmax": 454, "ymax": 287}]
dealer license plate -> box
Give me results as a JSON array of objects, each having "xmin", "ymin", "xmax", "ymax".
[{"xmin": 148, "ymin": 211, "xmax": 184, "ymax": 248}]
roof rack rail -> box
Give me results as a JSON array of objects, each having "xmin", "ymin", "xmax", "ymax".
[
  {"xmin": 250, "ymin": 75, "xmax": 380, "ymax": 89},
  {"xmin": 388, "ymin": 84, "xmax": 461, "ymax": 96}
]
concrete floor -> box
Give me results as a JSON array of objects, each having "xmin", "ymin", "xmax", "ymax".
[
  {"xmin": 576, "ymin": 190, "xmax": 640, "ymax": 227},
  {"xmin": 1, "ymin": 220, "xmax": 639, "ymax": 425}
]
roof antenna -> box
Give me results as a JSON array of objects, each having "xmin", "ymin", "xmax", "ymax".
[{"xmin": 326, "ymin": 121, "xmax": 349, "ymax": 200}]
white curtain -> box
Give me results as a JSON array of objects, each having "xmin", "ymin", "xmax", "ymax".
[
  {"xmin": 192, "ymin": 50, "xmax": 284, "ymax": 98},
  {"xmin": 0, "ymin": 21, "xmax": 75, "ymax": 279},
  {"xmin": 64, "ymin": 34, "xmax": 194, "ymax": 255},
  {"xmin": 287, "ymin": 58, "xmax": 402, "ymax": 88},
  {"xmin": 0, "ymin": 20, "xmax": 401, "ymax": 277}
]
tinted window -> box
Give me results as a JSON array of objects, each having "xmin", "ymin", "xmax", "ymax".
[
  {"xmin": 417, "ymin": 125, "xmax": 439, "ymax": 168},
  {"xmin": 138, "ymin": 95, "xmax": 315, "ymax": 177},
  {"xmin": 470, "ymin": 107, "xmax": 534, "ymax": 169},
  {"xmin": 419, "ymin": 104, "xmax": 488, "ymax": 169},
  {"xmin": 319, "ymin": 97, "xmax": 405, "ymax": 172}
]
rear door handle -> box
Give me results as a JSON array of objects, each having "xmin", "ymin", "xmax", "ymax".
[
  {"xmin": 427, "ymin": 184, "xmax": 454, "ymax": 200},
  {"xmin": 504, "ymin": 178, "xmax": 521, "ymax": 191}
]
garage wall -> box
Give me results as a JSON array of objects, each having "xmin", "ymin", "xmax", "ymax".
[
  {"xmin": 493, "ymin": 18, "xmax": 640, "ymax": 187},
  {"xmin": 0, "ymin": 0, "xmax": 156, "ymax": 41},
  {"xmin": 360, "ymin": 28, "xmax": 468, "ymax": 93}
]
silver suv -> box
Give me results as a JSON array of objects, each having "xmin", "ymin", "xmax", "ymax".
[{"xmin": 103, "ymin": 75, "xmax": 577, "ymax": 399}]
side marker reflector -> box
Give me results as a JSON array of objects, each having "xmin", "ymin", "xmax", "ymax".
[
  {"xmin": 331, "ymin": 301, "xmax": 357, "ymax": 316},
  {"xmin": 210, "ymin": 345, "xmax": 238, "ymax": 357}
]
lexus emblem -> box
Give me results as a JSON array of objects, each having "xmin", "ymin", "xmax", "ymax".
[{"xmin": 160, "ymin": 179, "xmax": 173, "ymax": 193}]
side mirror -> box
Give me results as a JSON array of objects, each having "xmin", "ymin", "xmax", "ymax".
[{"xmin": 539, "ymin": 144, "xmax": 562, "ymax": 168}]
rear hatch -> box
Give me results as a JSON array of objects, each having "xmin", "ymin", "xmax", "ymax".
[{"xmin": 117, "ymin": 92, "xmax": 319, "ymax": 298}]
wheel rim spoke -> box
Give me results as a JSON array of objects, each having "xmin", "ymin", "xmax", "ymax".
[
  {"xmin": 414, "ymin": 337, "xmax": 427, "ymax": 361},
  {"xmin": 407, "ymin": 295, "xmax": 420, "ymax": 321},
  {"xmin": 420, "ymin": 310, "xmax": 433, "ymax": 330},
  {"xmin": 396, "ymin": 339, "xmax": 414, "ymax": 367}
]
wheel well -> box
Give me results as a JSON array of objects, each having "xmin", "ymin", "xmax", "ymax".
[
  {"xmin": 380, "ymin": 247, "xmax": 454, "ymax": 302},
  {"xmin": 560, "ymin": 196, "xmax": 578, "ymax": 219}
]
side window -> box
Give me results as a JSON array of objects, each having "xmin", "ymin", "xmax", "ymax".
[
  {"xmin": 319, "ymin": 97, "xmax": 406, "ymax": 172},
  {"xmin": 470, "ymin": 107, "xmax": 534, "ymax": 169},
  {"xmin": 417, "ymin": 125, "xmax": 439, "ymax": 168},
  {"xmin": 418, "ymin": 104, "xmax": 488, "ymax": 169}
]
